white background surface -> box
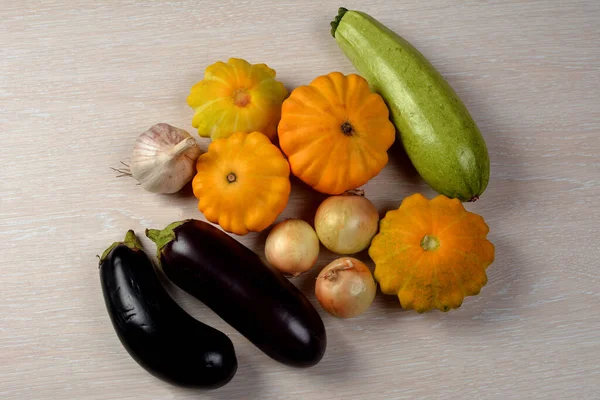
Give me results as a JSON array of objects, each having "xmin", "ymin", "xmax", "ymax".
[{"xmin": 1, "ymin": 1, "xmax": 599, "ymax": 399}]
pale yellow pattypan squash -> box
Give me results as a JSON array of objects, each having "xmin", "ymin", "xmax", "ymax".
[{"xmin": 187, "ymin": 58, "xmax": 287, "ymax": 141}]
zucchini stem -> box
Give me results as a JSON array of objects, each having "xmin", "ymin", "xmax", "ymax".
[{"xmin": 330, "ymin": 7, "xmax": 349, "ymax": 37}]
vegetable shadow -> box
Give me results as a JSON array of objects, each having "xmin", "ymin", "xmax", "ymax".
[
  {"xmin": 373, "ymin": 292, "xmax": 411, "ymax": 314},
  {"xmin": 387, "ymin": 138, "xmax": 421, "ymax": 184},
  {"xmin": 168, "ymin": 180, "xmax": 195, "ymax": 199},
  {"xmin": 300, "ymin": 321, "xmax": 358, "ymax": 382},
  {"xmin": 372, "ymin": 139, "xmax": 437, "ymax": 216},
  {"xmin": 289, "ymin": 175, "xmax": 329, "ymax": 224}
]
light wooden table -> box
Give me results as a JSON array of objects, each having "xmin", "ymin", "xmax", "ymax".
[{"xmin": 2, "ymin": 1, "xmax": 599, "ymax": 399}]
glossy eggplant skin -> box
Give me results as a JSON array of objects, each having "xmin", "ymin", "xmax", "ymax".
[
  {"xmin": 147, "ymin": 220, "xmax": 327, "ymax": 368},
  {"xmin": 99, "ymin": 231, "xmax": 237, "ymax": 388}
]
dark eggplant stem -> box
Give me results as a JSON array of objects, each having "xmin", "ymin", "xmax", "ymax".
[
  {"xmin": 145, "ymin": 220, "xmax": 187, "ymax": 261},
  {"xmin": 99, "ymin": 230, "xmax": 142, "ymax": 265},
  {"xmin": 330, "ymin": 7, "xmax": 349, "ymax": 37}
]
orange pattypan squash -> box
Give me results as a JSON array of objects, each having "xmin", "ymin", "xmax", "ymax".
[
  {"xmin": 187, "ymin": 58, "xmax": 288, "ymax": 141},
  {"xmin": 192, "ymin": 131, "xmax": 291, "ymax": 235},
  {"xmin": 278, "ymin": 72, "xmax": 395, "ymax": 194},
  {"xmin": 369, "ymin": 193, "xmax": 495, "ymax": 312}
]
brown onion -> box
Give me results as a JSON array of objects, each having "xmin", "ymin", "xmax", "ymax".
[
  {"xmin": 265, "ymin": 219, "xmax": 320, "ymax": 277},
  {"xmin": 314, "ymin": 191, "xmax": 379, "ymax": 254},
  {"xmin": 315, "ymin": 257, "xmax": 376, "ymax": 318}
]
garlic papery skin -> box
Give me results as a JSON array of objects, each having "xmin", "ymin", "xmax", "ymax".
[{"xmin": 130, "ymin": 123, "xmax": 202, "ymax": 193}]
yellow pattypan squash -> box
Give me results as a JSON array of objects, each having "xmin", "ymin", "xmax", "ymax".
[
  {"xmin": 187, "ymin": 58, "xmax": 288, "ymax": 141},
  {"xmin": 369, "ymin": 193, "xmax": 495, "ymax": 312},
  {"xmin": 192, "ymin": 131, "xmax": 291, "ymax": 235},
  {"xmin": 278, "ymin": 72, "xmax": 395, "ymax": 194}
]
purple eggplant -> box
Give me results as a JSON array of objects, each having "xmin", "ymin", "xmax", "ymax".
[
  {"xmin": 146, "ymin": 220, "xmax": 327, "ymax": 368},
  {"xmin": 99, "ymin": 230, "xmax": 237, "ymax": 388}
]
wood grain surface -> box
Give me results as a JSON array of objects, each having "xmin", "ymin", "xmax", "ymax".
[{"xmin": 1, "ymin": 1, "xmax": 599, "ymax": 399}]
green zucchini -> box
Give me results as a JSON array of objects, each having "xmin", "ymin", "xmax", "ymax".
[{"xmin": 331, "ymin": 8, "xmax": 489, "ymax": 201}]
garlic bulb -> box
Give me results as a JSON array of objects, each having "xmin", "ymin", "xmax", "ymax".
[{"xmin": 129, "ymin": 123, "xmax": 201, "ymax": 193}]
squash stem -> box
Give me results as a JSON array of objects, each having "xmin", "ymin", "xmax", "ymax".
[
  {"xmin": 341, "ymin": 121, "xmax": 354, "ymax": 136},
  {"xmin": 420, "ymin": 235, "xmax": 440, "ymax": 251}
]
